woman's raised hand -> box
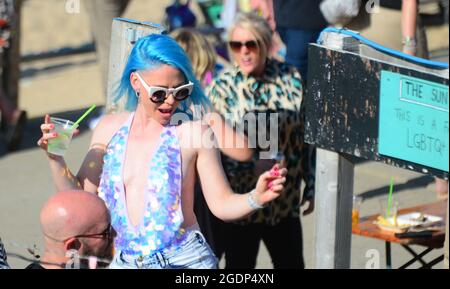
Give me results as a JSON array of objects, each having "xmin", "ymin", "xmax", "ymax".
[
  {"xmin": 37, "ymin": 114, "xmax": 79, "ymax": 155},
  {"xmin": 253, "ymin": 164, "xmax": 287, "ymax": 206}
]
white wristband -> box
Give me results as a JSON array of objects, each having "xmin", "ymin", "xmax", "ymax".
[
  {"xmin": 247, "ymin": 190, "xmax": 264, "ymax": 210},
  {"xmin": 402, "ymin": 36, "xmax": 417, "ymax": 47}
]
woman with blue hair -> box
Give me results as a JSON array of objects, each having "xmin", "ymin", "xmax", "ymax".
[{"xmin": 37, "ymin": 34, "xmax": 287, "ymax": 269}]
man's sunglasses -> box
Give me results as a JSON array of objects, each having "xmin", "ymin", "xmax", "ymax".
[
  {"xmin": 228, "ymin": 40, "xmax": 259, "ymax": 52},
  {"xmin": 68, "ymin": 223, "xmax": 113, "ymax": 242},
  {"xmin": 44, "ymin": 223, "xmax": 113, "ymax": 243},
  {"xmin": 135, "ymin": 72, "xmax": 193, "ymax": 104}
]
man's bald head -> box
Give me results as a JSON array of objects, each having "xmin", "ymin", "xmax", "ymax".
[{"xmin": 40, "ymin": 190, "xmax": 109, "ymax": 242}]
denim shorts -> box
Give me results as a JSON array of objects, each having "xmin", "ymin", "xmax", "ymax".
[{"xmin": 109, "ymin": 230, "xmax": 218, "ymax": 269}]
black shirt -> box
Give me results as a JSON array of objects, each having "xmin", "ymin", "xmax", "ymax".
[
  {"xmin": 379, "ymin": 0, "xmax": 402, "ymax": 10},
  {"xmin": 25, "ymin": 262, "xmax": 45, "ymax": 269},
  {"xmin": 273, "ymin": 0, "xmax": 328, "ymax": 30}
]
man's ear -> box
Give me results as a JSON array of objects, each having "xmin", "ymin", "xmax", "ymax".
[{"xmin": 64, "ymin": 237, "xmax": 81, "ymax": 252}]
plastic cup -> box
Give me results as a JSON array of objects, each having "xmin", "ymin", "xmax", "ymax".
[
  {"xmin": 352, "ymin": 195, "xmax": 363, "ymax": 227},
  {"xmin": 47, "ymin": 117, "xmax": 78, "ymax": 156},
  {"xmin": 379, "ymin": 196, "xmax": 399, "ymax": 225}
]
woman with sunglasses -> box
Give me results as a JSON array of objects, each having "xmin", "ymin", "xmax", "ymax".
[
  {"xmin": 37, "ymin": 34, "xmax": 287, "ymax": 269},
  {"xmin": 206, "ymin": 13, "xmax": 313, "ymax": 269}
]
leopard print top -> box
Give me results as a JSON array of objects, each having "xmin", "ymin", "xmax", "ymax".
[{"xmin": 206, "ymin": 59, "xmax": 313, "ymax": 225}]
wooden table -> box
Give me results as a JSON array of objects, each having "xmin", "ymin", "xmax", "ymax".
[{"xmin": 352, "ymin": 200, "xmax": 447, "ymax": 269}]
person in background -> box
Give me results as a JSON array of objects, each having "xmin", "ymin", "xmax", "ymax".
[
  {"xmin": 0, "ymin": 90, "xmax": 26, "ymax": 151},
  {"xmin": 401, "ymin": 0, "xmax": 448, "ymax": 204},
  {"xmin": 207, "ymin": 13, "xmax": 312, "ymax": 269},
  {"xmin": 375, "ymin": 0, "xmax": 429, "ymax": 58},
  {"xmin": 221, "ymin": 0, "xmax": 283, "ymax": 60},
  {"xmin": 401, "ymin": 0, "xmax": 427, "ymax": 56},
  {"xmin": 26, "ymin": 190, "xmax": 114, "ymax": 269},
  {"xmin": 170, "ymin": 28, "xmax": 217, "ymax": 88},
  {"xmin": 271, "ymin": 1, "xmax": 329, "ymax": 215},
  {"xmin": 0, "ymin": 0, "xmax": 26, "ymax": 151},
  {"xmin": 164, "ymin": 0, "xmax": 197, "ymax": 32},
  {"xmin": 272, "ymin": 0, "xmax": 328, "ymax": 82}
]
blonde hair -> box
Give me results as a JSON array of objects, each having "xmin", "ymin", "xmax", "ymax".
[
  {"xmin": 170, "ymin": 28, "xmax": 217, "ymax": 82},
  {"xmin": 227, "ymin": 12, "xmax": 273, "ymax": 61}
]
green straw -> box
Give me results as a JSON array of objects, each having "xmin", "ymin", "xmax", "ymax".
[
  {"xmin": 387, "ymin": 177, "xmax": 394, "ymax": 217},
  {"xmin": 71, "ymin": 104, "xmax": 96, "ymax": 130}
]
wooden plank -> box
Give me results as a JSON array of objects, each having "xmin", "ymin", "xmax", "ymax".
[
  {"xmin": 314, "ymin": 148, "xmax": 354, "ymax": 269},
  {"xmin": 359, "ymin": 44, "xmax": 449, "ymax": 78},
  {"xmin": 305, "ymin": 43, "xmax": 449, "ymax": 179},
  {"xmin": 313, "ymin": 33, "xmax": 355, "ymax": 269},
  {"xmin": 106, "ymin": 18, "xmax": 165, "ymax": 113}
]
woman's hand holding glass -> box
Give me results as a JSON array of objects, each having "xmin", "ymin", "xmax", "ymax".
[{"xmin": 37, "ymin": 114, "xmax": 80, "ymax": 157}]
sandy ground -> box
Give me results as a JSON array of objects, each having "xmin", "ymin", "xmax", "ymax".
[{"xmin": 0, "ymin": 0, "xmax": 448, "ymax": 269}]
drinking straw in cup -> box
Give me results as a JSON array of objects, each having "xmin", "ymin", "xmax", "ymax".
[
  {"xmin": 71, "ymin": 104, "xmax": 97, "ymax": 130},
  {"xmin": 387, "ymin": 177, "xmax": 394, "ymax": 217}
]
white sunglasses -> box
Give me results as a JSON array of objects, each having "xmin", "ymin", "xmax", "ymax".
[{"xmin": 135, "ymin": 72, "xmax": 194, "ymax": 103}]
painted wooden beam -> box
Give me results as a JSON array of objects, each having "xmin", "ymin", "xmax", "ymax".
[
  {"xmin": 308, "ymin": 31, "xmax": 448, "ymax": 268},
  {"xmin": 305, "ymin": 43, "xmax": 449, "ymax": 179},
  {"xmin": 314, "ymin": 148, "xmax": 354, "ymax": 268}
]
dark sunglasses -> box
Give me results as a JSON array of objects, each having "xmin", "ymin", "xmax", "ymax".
[
  {"xmin": 43, "ymin": 224, "xmax": 113, "ymax": 244},
  {"xmin": 228, "ymin": 40, "xmax": 259, "ymax": 52},
  {"xmin": 69, "ymin": 223, "xmax": 113, "ymax": 241},
  {"xmin": 136, "ymin": 73, "xmax": 193, "ymax": 104},
  {"xmin": 43, "ymin": 223, "xmax": 113, "ymax": 243}
]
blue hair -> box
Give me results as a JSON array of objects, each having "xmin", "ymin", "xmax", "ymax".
[{"xmin": 116, "ymin": 34, "xmax": 211, "ymax": 118}]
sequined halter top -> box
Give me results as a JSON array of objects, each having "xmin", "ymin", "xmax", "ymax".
[{"xmin": 98, "ymin": 113, "xmax": 186, "ymax": 256}]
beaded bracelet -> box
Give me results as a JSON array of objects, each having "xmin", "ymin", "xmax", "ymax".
[
  {"xmin": 402, "ymin": 36, "xmax": 417, "ymax": 49},
  {"xmin": 247, "ymin": 189, "xmax": 264, "ymax": 210}
]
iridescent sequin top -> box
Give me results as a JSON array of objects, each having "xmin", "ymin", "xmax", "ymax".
[{"xmin": 98, "ymin": 113, "xmax": 186, "ymax": 256}]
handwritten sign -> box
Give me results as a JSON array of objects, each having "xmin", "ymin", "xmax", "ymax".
[{"xmin": 379, "ymin": 71, "xmax": 449, "ymax": 172}]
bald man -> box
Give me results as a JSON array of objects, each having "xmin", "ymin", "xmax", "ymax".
[{"xmin": 26, "ymin": 190, "xmax": 113, "ymax": 269}]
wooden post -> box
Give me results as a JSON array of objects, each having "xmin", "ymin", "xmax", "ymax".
[
  {"xmin": 312, "ymin": 32, "xmax": 358, "ymax": 269},
  {"xmin": 314, "ymin": 149, "xmax": 354, "ymax": 268},
  {"xmin": 105, "ymin": 18, "xmax": 165, "ymax": 114}
]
